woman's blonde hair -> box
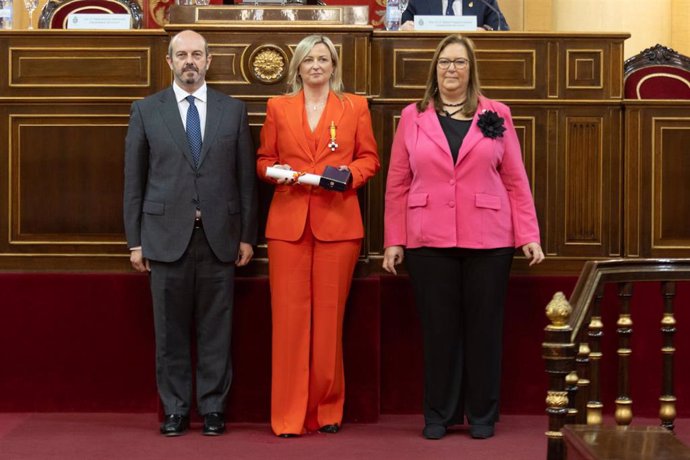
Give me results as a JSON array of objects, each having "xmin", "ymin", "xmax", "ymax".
[
  {"xmin": 286, "ymin": 35, "xmax": 344, "ymax": 95},
  {"xmin": 417, "ymin": 34, "xmax": 482, "ymax": 117}
]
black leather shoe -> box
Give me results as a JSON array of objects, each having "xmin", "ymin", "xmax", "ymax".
[
  {"xmin": 422, "ymin": 424, "xmax": 446, "ymax": 440},
  {"xmin": 202, "ymin": 412, "xmax": 225, "ymax": 436},
  {"xmin": 318, "ymin": 424, "xmax": 340, "ymax": 434},
  {"xmin": 160, "ymin": 414, "xmax": 189, "ymax": 436},
  {"xmin": 278, "ymin": 433, "xmax": 298, "ymax": 438},
  {"xmin": 470, "ymin": 424, "xmax": 494, "ymax": 439}
]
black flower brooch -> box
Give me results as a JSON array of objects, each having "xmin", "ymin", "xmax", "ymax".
[{"xmin": 477, "ymin": 110, "xmax": 506, "ymax": 139}]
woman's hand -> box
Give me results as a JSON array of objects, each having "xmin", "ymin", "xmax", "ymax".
[
  {"xmin": 522, "ymin": 242, "xmax": 545, "ymax": 266},
  {"xmin": 272, "ymin": 163, "xmax": 294, "ymax": 185},
  {"xmin": 382, "ymin": 246, "xmax": 405, "ymax": 275}
]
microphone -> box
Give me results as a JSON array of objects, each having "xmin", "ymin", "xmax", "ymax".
[{"xmin": 476, "ymin": 0, "xmax": 507, "ymax": 31}]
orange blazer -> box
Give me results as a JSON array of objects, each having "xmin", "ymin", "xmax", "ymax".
[{"xmin": 257, "ymin": 91, "xmax": 380, "ymax": 242}]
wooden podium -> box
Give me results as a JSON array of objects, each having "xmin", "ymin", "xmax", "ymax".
[{"xmin": 3, "ymin": 17, "xmax": 682, "ymax": 273}]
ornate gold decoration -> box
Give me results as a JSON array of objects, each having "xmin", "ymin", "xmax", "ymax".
[
  {"xmin": 149, "ymin": 0, "xmax": 173, "ymax": 27},
  {"xmin": 587, "ymin": 402, "xmax": 603, "ymax": 425},
  {"xmin": 617, "ymin": 314, "xmax": 633, "ymax": 327},
  {"xmin": 545, "ymin": 292, "xmax": 572, "ymax": 329},
  {"xmin": 546, "ymin": 391, "xmax": 568, "ymax": 408},
  {"xmin": 578, "ymin": 342, "xmax": 591, "ymax": 355},
  {"xmin": 249, "ymin": 46, "xmax": 287, "ymax": 84},
  {"xmin": 614, "ymin": 398, "xmax": 633, "ymax": 425},
  {"xmin": 661, "ymin": 313, "xmax": 676, "ymax": 326},
  {"xmin": 589, "ymin": 316, "xmax": 603, "ymax": 330},
  {"xmin": 566, "ymin": 371, "xmax": 579, "ymax": 385},
  {"xmin": 545, "ymin": 430, "xmax": 563, "ymax": 439},
  {"xmin": 328, "ymin": 121, "xmax": 338, "ymax": 151},
  {"xmin": 659, "ymin": 395, "xmax": 677, "ymax": 422},
  {"xmin": 372, "ymin": 0, "xmax": 386, "ymax": 28}
]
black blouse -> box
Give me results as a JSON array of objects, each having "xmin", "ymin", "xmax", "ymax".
[{"xmin": 437, "ymin": 114, "xmax": 472, "ymax": 164}]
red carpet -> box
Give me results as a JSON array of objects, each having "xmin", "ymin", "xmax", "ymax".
[{"xmin": 1, "ymin": 413, "xmax": 689, "ymax": 460}]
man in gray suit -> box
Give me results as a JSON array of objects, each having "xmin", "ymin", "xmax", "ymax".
[{"xmin": 124, "ymin": 29, "xmax": 257, "ymax": 437}]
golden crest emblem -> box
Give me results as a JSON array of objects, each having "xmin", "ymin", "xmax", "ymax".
[{"xmin": 250, "ymin": 46, "xmax": 287, "ymax": 84}]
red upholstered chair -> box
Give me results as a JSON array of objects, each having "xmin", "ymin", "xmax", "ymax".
[
  {"xmin": 38, "ymin": 0, "xmax": 143, "ymax": 29},
  {"xmin": 624, "ymin": 44, "xmax": 690, "ymax": 99}
]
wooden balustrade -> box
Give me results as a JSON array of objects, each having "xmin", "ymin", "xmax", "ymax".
[{"xmin": 543, "ymin": 258, "xmax": 690, "ymax": 460}]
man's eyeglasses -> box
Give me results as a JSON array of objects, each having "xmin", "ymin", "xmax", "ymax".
[{"xmin": 437, "ymin": 58, "xmax": 469, "ymax": 70}]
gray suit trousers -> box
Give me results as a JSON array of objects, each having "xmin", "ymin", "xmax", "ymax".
[{"xmin": 149, "ymin": 226, "xmax": 235, "ymax": 416}]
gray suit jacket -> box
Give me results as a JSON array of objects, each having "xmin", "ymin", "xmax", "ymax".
[{"xmin": 124, "ymin": 86, "xmax": 257, "ymax": 263}]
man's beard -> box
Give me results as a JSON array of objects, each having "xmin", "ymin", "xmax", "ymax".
[{"xmin": 181, "ymin": 66, "xmax": 199, "ymax": 84}]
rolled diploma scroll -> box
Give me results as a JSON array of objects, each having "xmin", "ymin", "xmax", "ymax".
[{"xmin": 265, "ymin": 166, "xmax": 321, "ymax": 186}]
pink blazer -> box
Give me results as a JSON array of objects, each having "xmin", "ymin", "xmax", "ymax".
[{"xmin": 384, "ymin": 96, "xmax": 540, "ymax": 250}]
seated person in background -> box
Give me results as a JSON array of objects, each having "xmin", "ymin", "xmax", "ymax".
[{"xmin": 401, "ymin": 0, "xmax": 509, "ymax": 31}]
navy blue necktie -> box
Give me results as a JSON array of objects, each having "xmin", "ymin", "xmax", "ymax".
[
  {"xmin": 185, "ymin": 95, "xmax": 202, "ymax": 168},
  {"xmin": 445, "ymin": 0, "xmax": 454, "ymax": 15}
]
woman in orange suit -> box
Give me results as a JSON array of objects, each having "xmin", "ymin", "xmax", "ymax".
[{"xmin": 257, "ymin": 35, "xmax": 380, "ymax": 437}]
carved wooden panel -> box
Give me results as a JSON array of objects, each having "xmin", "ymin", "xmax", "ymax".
[
  {"xmin": 0, "ymin": 30, "xmax": 632, "ymax": 272},
  {"xmin": 0, "ymin": 103, "xmax": 133, "ymax": 269},
  {"xmin": 565, "ymin": 118, "xmax": 603, "ymax": 244},
  {"xmin": 552, "ymin": 107, "xmax": 622, "ymax": 259},
  {"xmin": 560, "ymin": 39, "xmax": 625, "ymax": 100},
  {"xmin": 200, "ymin": 30, "xmax": 369, "ymax": 97},
  {"xmin": 0, "ymin": 32, "xmax": 168, "ymax": 99},
  {"xmin": 10, "ymin": 47, "xmax": 152, "ymax": 88},
  {"xmin": 206, "ymin": 43, "xmax": 253, "ymax": 86},
  {"xmin": 654, "ymin": 120, "xmax": 690, "ymax": 248},
  {"xmin": 625, "ymin": 102, "xmax": 690, "ymax": 258},
  {"xmin": 566, "ymin": 50, "xmax": 603, "ymax": 89},
  {"xmin": 370, "ymin": 32, "xmax": 627, "ymax": 102}
]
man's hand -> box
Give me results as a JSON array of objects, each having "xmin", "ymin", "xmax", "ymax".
[
  {"xmin": 130, "ymin": 248, "xmax": 150, "ymax": 272},
  {"xmin": 400, "ymin": 21, "xmax": 414, "ymax": 31},
  {"xmin": 236, "ymin": 242, "xmax": 254, "ymax": 267}
]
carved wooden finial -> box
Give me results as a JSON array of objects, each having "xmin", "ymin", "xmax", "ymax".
[{"xmin": 546, "ymin": 292, "xmax": 572, "ymax": 329}]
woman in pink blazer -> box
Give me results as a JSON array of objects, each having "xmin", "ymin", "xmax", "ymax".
[{"xmin": 383, "ymin": 34, "xmax": 544, "ymax": 440}]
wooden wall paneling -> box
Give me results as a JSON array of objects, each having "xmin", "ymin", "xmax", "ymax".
[
  {"xmin": 367, "ymin": 102, "xmax": 407, "ymax": 262},
  {"xmin": 370, "ymin": 33, "xmax": 434, "ymax": 102},
  {"xmin": 371, "ymin": 32, "xmax": 550, "ymax": 101},
  {"xmin": 653, "ymin": 115, "xmax": 690, "ymax": 250},
  {"xmin": 624, "ymin": 106, "xmax": 642, "ymax": 258},
  {"xmin": 0, "ymin": 102, "xmax": 134, "ymax": 270},
  {"xmin": 472, "ymin": 35, "xmax": 546, "ymax": 100},
  {"xmin": 0, "ymin": 30, "xmax": 632, "ymax": 272},
  {"xmin": 509, "ymin": 105, "xmax": 542, "ymax": 239},
  {"xmin": 554, "ymin": 105, "xmax": 622, "ymax": 259},
  {"xmin": 204, "ymin": 28, "xmax": 374, "ymax": 268},
  {"xmin": 1, "ymin": 31, "xmax": 169, "ymax": 99},
  {"xmin": 195, "ymin": 28, "xmax": 371, "ymax": 99},
  {"xmin": 560, "ymin": 37, "xmax": 625, "ymax": 101},
  {"xmin": 624, "ymin": 102, "xmax": 690, "ymax": 259}
]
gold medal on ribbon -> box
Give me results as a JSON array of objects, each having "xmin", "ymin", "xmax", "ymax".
[{"xmin": 328, "ymin": 121, "xmax": 338, "ymax": 152}]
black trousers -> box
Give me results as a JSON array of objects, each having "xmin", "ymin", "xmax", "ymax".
[
  {"xmin": 149, "ymin": 227, "xmax": 236, "ymax": 416},
  {"xmin": 405, "ymin": 246, "xmax": 514, "ymax": 428}
]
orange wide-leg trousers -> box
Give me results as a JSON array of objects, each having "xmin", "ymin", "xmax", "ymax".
[{"xmin": 267, "ymin": 225, "xmax": 360, "ymax": 435}]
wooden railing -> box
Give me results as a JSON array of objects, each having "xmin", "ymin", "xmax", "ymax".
[{"xmin": 542, "ymin": 258, "xmax": 690, "ymax": 460}]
